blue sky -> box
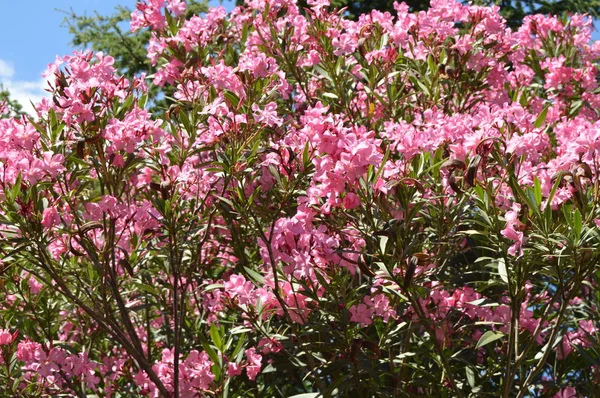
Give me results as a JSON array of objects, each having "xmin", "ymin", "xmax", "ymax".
[{"xmin": 0, "ymin": 1, "xmax": 598, "ymax": 113}]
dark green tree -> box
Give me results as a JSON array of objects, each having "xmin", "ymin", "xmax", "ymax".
[
  {"xmin": 62, "ymin": 6, "xmax": 150, "ymax": 81},
  {"xmin": 0, "ymin": 85, "xmax": 25, "ymax": 119},
  {"xmin": 61, "ymin": 1, "xmax": 208, "ymax": 110},
  {"xmin": 473, "ymin": 0, "xmax": 600, "ymax": 27}
]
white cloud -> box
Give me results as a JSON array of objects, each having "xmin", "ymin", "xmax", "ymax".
[
  {"xmin": 0, "ymin": 60, "xmax": 15, "ymax": 78},
  {"xmin": 0, "ymin": 59, "xmax": 50, "ymax": 115}
]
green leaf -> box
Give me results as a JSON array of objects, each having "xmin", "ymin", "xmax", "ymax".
[
  {"xmin": 533, "ymin": 177, "xmax": 542, "ymax": 207},
  {"xmin": 288, "ymin": 394, "xmax": 320, "ymax": 398},
  {"xmin": 210, "ymin": 324, "xmax": 224, "ymax": 352},
  {"xmin": 373, "ymin": 147, "xmax": 390, "ymax": 182},
  {"xmin": 321, "ymin": 92, "xmax": 339, "ymax": 99},
  {"xmin": 302, "ymin": 142, "xmax": 311, "ymax": 167},
  {"xmin": 543, "ymin": 174, "xmax": 563, "ymax": 231},
  {"xmin": 534, "ymin": 104, "xmax": 550, "ymax": 128},
  {"xmin": 178, "ymin": 109, "xmax": 194, "ymax": 133},
  {"xmin": 498, "ymin": 258, "xmax": 508, "ymax": 284},
  {"xmin": 427, "ymin": 54, "xmax": 437, "ymax": 74},
  {"xmin": 243, "ymin": 266, "xmax": 265, "ymax": 284},
  {"xmin": 573, "ymin": 208, "xmax": 582, "ymax": 240},
  {"xmin": 466, "ymin": 366, "xmax": 476, "ymax": 388},
  {"xmin": 232, "ymin": 334, "xmax": 247, "ymax": 359},
  {"xmin": 198, "ymin": 333, "xmax": 220, "ymax": 366},
  {"xmin": 204, "ymin": 283, "xmax": 224, "ymax": 291},
  {"xmin": 379, "ymin": 235, "xmax": 389, "ymax": 254},
  {"xmin": 408, "ymin": 75, "xmax": 430, "ymax": 97},
  {"xmin": 223, "ymin": 90, "xmax": 240, "ymax": 109},
  {"xmin": 476, "ymin": 331, "xmax": 505, "ymax": 349}
]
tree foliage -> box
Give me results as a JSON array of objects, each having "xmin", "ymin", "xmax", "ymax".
[
  {"xmin": 62, "ymin": 6, "xmax": 150, "ymax": 81},
  {"xmin": 0, "ymin": 84, "xmax": 25, "ymax": 119},
  {"xmin": 61, "ymin": 1, "xmax": 208, "ymax": 110}
]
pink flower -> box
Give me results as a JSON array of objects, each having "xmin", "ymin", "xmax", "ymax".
[
  {"xmin": 224, "ymin": 274, "xmax": 255, "ymax": 305},
  {"xmin": 557, "ymin": 334, "xmax": 572, "ymax": 359},
  {"xmin": 257, "ymin": 337, "xmax": 283, "ymax": 354},
  {"xmin": 183, "ymin": 350, "xmax": 215, "ymax": 390},
  {"xmin": 227, "ymin": 362, "xmax": 243, "ymax": 377},
  {"xmin": 553, "ymin": 386, "xmax": 578, "ymax": 398},
  {"xmin": 343, "ymin": 192, "xmax": 361, "ymax": 209},
  {"xmin": 130, "ymin": 1, "xmax": 167, "ymax": 32},
  {"xmin": 245, "ymin": 348, "xmax": 262, "ymax": 381},
  {"xmin": 501, "ymin": 203, "xmax": 526, "ymax": 257},
  {"xmin": 41, "ymin": 206, "xmax": 60, "ymax": 229},
  {"xmin": 0, "ymin": 329, "xmax": 14, "ymax": 346},
  {"xmin": 307, "ymin": 0, "xmax": 330, "ymax": 8},
  {"xmin": 16, "ymin": 339, "xmax": 43, "ymax": 363},
  {"xmin": 239, "ymin": 51, "xmax": 278, "ymax": 79},
  {"xmin": 167, "ymin": 0, "xmax": 186, "ymax": 16},
  {"xmin": 28, "ymin": 277, "xmax": 43, "ymax": 295},
  {"xmin": 349, "ymin": 303, "xmax": 374, "ymax": 327},
  {"xmin": 252, "ymin": 102, "xmax": 282, "ymax": 127},
  {"xmin": 501, "ymin": 226, "xmax": 524, "ymax": 257}
]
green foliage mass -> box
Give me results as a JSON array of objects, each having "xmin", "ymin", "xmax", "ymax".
[{"xmin": 0, "ymin": 84, "xmax": 25, "ymax": 119}]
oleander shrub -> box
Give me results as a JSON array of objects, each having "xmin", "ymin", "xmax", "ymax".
[{"xmin": 1, "ymin": 0, "xmax": 600, "ymax": 396}]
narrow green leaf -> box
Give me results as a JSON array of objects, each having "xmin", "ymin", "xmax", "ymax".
[
  {"xmin": 243, "ymin": 266, "xmax": 265, "ymax": 284},
  {"xmin": 534, "ymin": 104, "xmax": 550, "ymax": 128},
  {"xmin": 379, "ymin": 235, "xmax": 389, "ymax": 254},
  {"xmin": 322, "ymin": 92, "xmax": 339, "ymax": 99},
  {"xmin": 573, "ymin": 208, "xmax": 582, "ymax": 240},
  {"xmin": 210, "ymin": 324, "xmax": 224, "ymax": 352},
  {"xmin": 223, "ymin": 90, "xmax": 240, "ymax": 108},
  {"xmin": 466, "ymin": 366, "xmax": 476, "ymax": 388},
  {"xmin": 198, "ymin": 333, "xmax": 220, "ymax": 365},
  {"xmin": 204, "ymin": 283, "xmax": 224, "ymax": 291},
  {"xmin": 476, "ymin": 331, "xmax": 505, "ymax": 349},
  {"xmin": 302, "ymin": 142, "xmax": 311, "ymax": 167},
  {"xmin": 533, "ymin": 177, "xmax": 542, "ymax": 207},
  {"xmin": 232, "ymin": 334, "xmax": 247, "ymax": 359},
  {"xmin": 498, "ymin": 258, "xmax": 508, "ymax": 284}
]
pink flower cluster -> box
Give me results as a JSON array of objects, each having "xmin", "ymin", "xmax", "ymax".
[
  {"xmin": 16, "ymin": 339, "xmax": 100, "ymax": 391},
  {"xmin": 135, "ymin": 348, "xmax": 214, "ymax": 397}
]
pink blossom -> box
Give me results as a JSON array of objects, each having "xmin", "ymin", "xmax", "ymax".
[
  {"xmin": 252, "ymin": 102, "xmax": 282, "ymax": 127},
  {"xmin": 349, "ymin": 303, "xmax": 374, "ymax": 327},
  {"xmin": 16, "ymin": 339, "xmax": 43, "ymax": 363},
  {"xmin": 501, "ymin": 203, "xmax": 526, "ymax": 257},
  {"xmin": 41, "ymin": 206, "xmax": 60, "ymax": 229},
  {"xmin": 553, "ymin": 386, "xmax": 578, "ymax": 398},
  {"xmin": 28, "ymin": 277, "xmax": 43, "ymax": 295},
  {"xmin": 224, "ymin": 274, "xmax": 255, "ymax": 305},
  {"xmin": 257, "ymin": 337, "xmax": 283, "ymax": 354},
  {"xmin": 227, "ymin": 362, "xmax": 243, "ymax": 377},
  {"xmin": 343, "ymin": 192, "xmax": 361, "ymax": 209},
  {"xmin": 245, "ymin": 348, "xmax": 262, "ymax": 381},
  {"xmin": 0, "ymin": 329, "xmax": 14, "ymax": 346},
  {"xmin": 167, "ymin": 0, "xmax": 186, "ymax": 16}
]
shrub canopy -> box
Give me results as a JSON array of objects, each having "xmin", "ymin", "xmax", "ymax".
[{"xmin": 1, "ymin": 0, "xmax": 600, "ymax": 397}]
